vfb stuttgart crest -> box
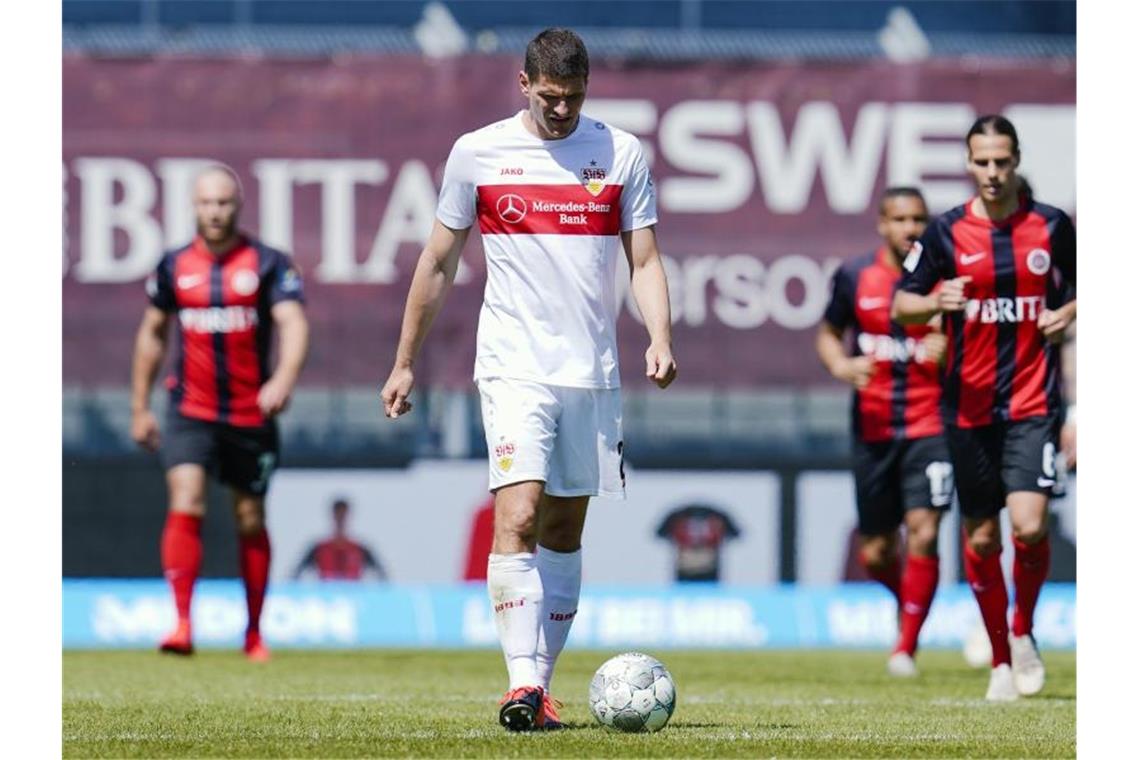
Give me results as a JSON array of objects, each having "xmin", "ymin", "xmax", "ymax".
[
  {"xmin": 581, "ymin": 164, "xmax": 607, "ymax": 197},
  {"xmin": 494, "ymin": 440, "xmax": 517, "ymax": 472}
]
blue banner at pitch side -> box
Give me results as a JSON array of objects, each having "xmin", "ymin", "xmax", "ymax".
[{"xmin": 63, "ymin": 580, "xmax": 1075, "ymax": 650}]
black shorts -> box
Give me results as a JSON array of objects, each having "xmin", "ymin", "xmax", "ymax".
[
  {"xmin": 946, "ymin": 414, "xmax": 1059, "ymax": 519},
  {"xmin": 161, "ymin": 412, "xmax": 280, "ymax": 496},
  {"xmin": 853, "ymin": 434, "xmax": 954, "ymax": 535}
]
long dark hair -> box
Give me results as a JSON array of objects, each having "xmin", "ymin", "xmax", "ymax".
[{"xmin": 966, "ymin": 114, "xmax": 1020, "ymax": 156}]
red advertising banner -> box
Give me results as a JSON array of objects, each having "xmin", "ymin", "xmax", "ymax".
[{"xmin": 63, "ymin": 55, "xmax": 1074, "ymax": 388}]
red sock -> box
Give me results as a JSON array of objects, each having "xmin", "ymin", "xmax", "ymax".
[
  {"xmin": 239, "ymin": 529, "xmax": 271, "ymax": 634},
  {"xmin": 161, "ymin": 512, "xmax": 202, "ymax": 623},
  {"xmin": 962, "ymin": 541, "xmax": 1011, "ymax": 666},
  {"xmin": 1011, "ymin": 536, "xmax": 1051, "ymax": 637},
  {"xmin": 895, "ymin": 554, "xmax": 940, "ymax": 656},
  {"xmin": 860, "ymin": 554, "xmax": 902, "ymax": 604}
]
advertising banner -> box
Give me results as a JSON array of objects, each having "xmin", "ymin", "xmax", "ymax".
[
  {"xmin": 63, "ymin": 579, "xmax": 1076, "ymax": 650},
  {"xmin": 63, "ymin": 55, "xmax": 1075, "ymax": 388},
  {"xmin": 266, "ymin": 463, "xmax": 780, "ymax": 586}
]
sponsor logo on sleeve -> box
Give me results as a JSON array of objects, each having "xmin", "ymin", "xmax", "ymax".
[{"xmin": 902, "ymin": 241, "xmax": 922, "ymax": 272}]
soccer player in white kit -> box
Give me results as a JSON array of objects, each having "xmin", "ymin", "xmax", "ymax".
[{"xmin": 380, "ymin": 28, "xmax": 676, "ymax": 731}]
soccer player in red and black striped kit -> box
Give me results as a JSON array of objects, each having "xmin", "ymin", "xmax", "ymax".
[
  {"xmin": 130, "ymin": 165, "xmax": 310, "ymax": 661},
  {"xmin": 818, "ymin": 187, "xmax": 952, "ymax": 678},
  {"xmin": 893, "ymin": 116, "xmax": 1075, "ymax": 701}
]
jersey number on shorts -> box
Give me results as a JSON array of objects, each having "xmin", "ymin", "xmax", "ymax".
[
  {"xmin": 251, "ymin": 452, "xmax": 277, "ymax": 493},
  {"xmin": 925, "ymin": 461, "xmax": 954, "ymax": 507}
]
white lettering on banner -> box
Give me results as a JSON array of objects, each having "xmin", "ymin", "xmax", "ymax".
[
  {"xmin": 746, "ymin": 101, "xmax": 888, "ymax": 214},
  {"xmin": 291, "ymin": 159, "xmax": 390, "ymax": 283},
  {"xmin": 178, "ymin": 306, "xmax": 259, "ymax": 334},
  {"xmin": 621, "ymin": 253, "xmax": 840, "ymax": 330},
  {"xmin": 251, "ymin": 159, "xmax": 296, "ymax": 253},
  {"xmin": 73, "ymin": 158, "xmax": 164, "ymax": 282},
  {"xmin": 91, "ymin": 594, "xmax": 357, "ymax": 644},
  {"xmin": 887, "ymin": 103, "xmax": 976, "ymax": 212},
  {"xmin": 363, "ymin": 160, "xmax": 456, "ymax": 284},
  {"xmin": 827, "ymin": 599, "xmax": 897, "ymax": 646},
  {"xmin": 65, "ymin": 103, "xmax": 1072, "ymax": 285},
  {"xmin": 658, "ymin": 100, "xmax": 755, "ymax": 213},
  {"xmin": 93, "ymin": 595, "xmax": 171, "ymax": 642}
]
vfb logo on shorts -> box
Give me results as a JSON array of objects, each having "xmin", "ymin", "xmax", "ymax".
[
  {"xmin": 494, "ymin": 440, "xmax": 517, "ymax": 472},
  {"xmin": 496, "ymin": 193, "xmax": 527, "ymax": 224}
]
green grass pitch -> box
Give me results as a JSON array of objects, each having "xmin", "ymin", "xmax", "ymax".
[{"xmin": 64, "ymin": 649, "xmax": 1074, "ymax": 757}]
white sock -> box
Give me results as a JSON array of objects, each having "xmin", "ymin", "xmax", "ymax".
[
  {"xmin": 487, "ymin": 552, "xmax": 542, "ymax": 690},
  {"xmin": 535, "ymin": 545, "xmax": 583, "ymax": 693}
]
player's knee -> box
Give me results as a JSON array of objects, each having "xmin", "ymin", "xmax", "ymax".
[
  {"xmin": 907, "ymin": 523, "xmax": 939, "ymax": 556},
  {"xmin": 235, "ymin": 511, "xmax": 265, "ymax": 535},
  {"xmin": 967, "ymin": 532, "xmax": 1001, "ymax": 556},
  {"xmin": 496, "ymin": 506, "xmax": 537, "ymax": 545},
  {"xmin": 859, "ymin": 538, "xmax": 893, "ymax": 570},
  {"xmin": 1012, "ymin": 520, "xmax": 1048, "ymax": 545},
  {"xmin": 233, "ymin": 498, "xmax": 265, "ymax": 535}
]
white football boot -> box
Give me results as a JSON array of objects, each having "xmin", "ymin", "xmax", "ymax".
[
  {"xmin": 985, "ymin": 663, "xmax": 1019, "ymax": 702},
  {"xmin": 1010, "ymin": 634, "xmax": 1046, "ymax": 696},
  {"xmin": 887, "ymin": 651, "xmax": 918, "ymax": 678}
]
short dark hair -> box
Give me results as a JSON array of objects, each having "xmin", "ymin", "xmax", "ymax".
[
  {"xmin": 879, "ymin": 186, "xmax": 926, "ymax": 214},
  {"xmin": 524, "ymin": 28, "xmax": 590, "ymax": 82},
  {"xmin": 966, "ymin": 114, "xmax": 1020, "ymax": 155}
]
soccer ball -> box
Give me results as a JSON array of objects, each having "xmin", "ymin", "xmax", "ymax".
[{"xmin": 588, "ymin": 651, "xmax": 676, "ymax": 732}]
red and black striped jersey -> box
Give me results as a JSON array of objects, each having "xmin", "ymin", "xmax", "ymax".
[
  {"xmin": 146, "ymin": 235, "xmax": 305, "ymax": 428},
  {"xmin": 298, "ymin": 538, "xmax": 383, "ymax": 581},
  {"xmin": 824, "ymin": 247, "xmax": 943, "ymax": 443},
  {"xmin": 898, "ymin": 197, "xmax": 1075, "ymax": 429}
]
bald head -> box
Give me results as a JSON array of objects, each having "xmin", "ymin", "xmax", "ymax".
[
  {"xmin": 194, "ymin": 164, "xmax": 244, "ymax": 204},
  {"xmin": 194, "ymin": 164, "xmax": 242, "ymax": 249}
]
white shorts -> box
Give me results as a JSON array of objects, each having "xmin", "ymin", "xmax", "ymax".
[{"xmin": 476, "ymin": 376, "xmax": 625, "ymax": 498}]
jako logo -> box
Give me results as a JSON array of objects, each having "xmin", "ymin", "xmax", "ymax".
[{"xmin": 963, "ymin": 296, "xmax": 1045, "ymax": 324}]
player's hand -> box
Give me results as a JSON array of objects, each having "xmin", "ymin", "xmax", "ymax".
[
  {"xmin": 257, "ymin": 375, "xmax": 294, "ymax": 417},
  {"xmin": 130, "ymin": 408, "xmax": 161, "ymax": 452},
  {"xmin": 937, "ymin": 276, "xmax": 972, "ymax": 312},
  {"xmin": 1037, "ymin": 308, "xmax": 1072, "ymax": 344},
  {"xmin": 840, "ymin": 356, "xmax": 875, "ymax": 389},
  {"xmin": 381, "ymin": 365, "xmax": 415, "ymax": 418},
  {"xmin": 645, "ymin": 342, "xmax": 677, "ymax": 389},
  {"xmin": 921, "ymin": 332, "xmax": 949, "ymax": 366}
]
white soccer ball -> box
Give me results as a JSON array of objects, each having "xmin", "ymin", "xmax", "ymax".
[{"xmin": 588, "ymin": 651, "xmax": 676, "ymax": 732}]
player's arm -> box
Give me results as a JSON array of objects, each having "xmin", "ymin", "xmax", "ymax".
[
  {"xmin": 381, "ymin": 219, "xmax": 471, "ymax": 417},
  {"xmin": 257, "ymin": 300, "xmax": 310, "ymax": 417},
  {"xmin": 891, "ymin": 226, "xmax": 970, "ymax": 324},
  {"xmin": 816, "ymin": 322, "xmax": 874, "ymax": 390},
  {"xmin": 1038, "ymin": 212, "xmax": 1077, "ymax": 343},
  {"xmin": 817, "ymin": 266, "xmax": 873, "ymax": 388},
  {"xmin": 622, "ymin": 225, "xmax": 676, "ymax": 389},
  {"xmin": 130, "ymin": 306, "xmax": 172, "ymax": 451},
  {"xmin": 293, "ymin": 546, "xmax": 318, "ymax": 580},
  {"xmin": 362, "ymin": 547, "xmax": 387, "ymax": 581}
]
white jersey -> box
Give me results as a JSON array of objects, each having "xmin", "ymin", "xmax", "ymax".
[{"xmin": 436, "ymin": 111, "xmax": 658, "ymax": 389}]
